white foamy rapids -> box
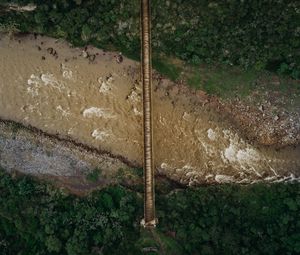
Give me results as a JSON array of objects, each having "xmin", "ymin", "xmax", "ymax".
[
  {"xmin": 207, "ymin": 128, "xmax": 217, "ymax": 141},
  {"xmin": 27, "ymin": 86, "xmax": 39, "ymax": 97},
  {"xmin": 215, "ymin": 174, "xmax": 234, "ymax": 183},
  {"xmin": 223, "ymin": 144, "xmax": 260, "ymax": 164},
  {"xmin": 272, "ymin": 174, "xmax": 300, "ymax": 183},
  {"xmin": 91, "ymin": 129, "xmax": 110, "ymax": 141},
  {"xmin": 27, "ymin": 73, "xmax": 65, "ymax": 92},
  {"xmin": 160, "ymin": 162, "xmax": 200, "ymax": 186},
  {"xmin": 56, "ymin": 105, "xmax": 70, "ymax": 117},
  {"xmin": 27, "ymin": 74, "xmax": 40, "ymax": 86},
  {"xmin": 26, "ymin": 74, "xmax": 40, "ymax": 96},
  {"xmin": 221, "ymin": 129, "xmax": 261, "ymax": 166},
  {"xmin": 195, "ymin": 129, "xmax": 216, "ymax": 157},
  {"xmin": 41, "ymin": 73, "xmax": 64, "ymax": 90},
  {"xmin": 61, "ymin": 64, "xmax": 74, "ymax": 80},
  {"xmin": 127, "ymin": 90, "xmax": 141, "ymax": 103},
  {"xmin": 98, "ymin": 76, "xmax": 114, "ymax": 93},
  {"xmin": 82, "ymin": 107, "xmax": 115, "ymax": 119},
  {"xmin": 182, "ymin": 112, "xmax": 192, "ymax": 122},
  {"xmin": 133, "ymin": 107, "xmax": 142, "ymax": 116}
]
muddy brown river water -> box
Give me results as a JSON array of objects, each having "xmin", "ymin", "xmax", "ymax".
[{"xmin": 0, "ymin": 34, "xmax": 299, "ymax": 185}]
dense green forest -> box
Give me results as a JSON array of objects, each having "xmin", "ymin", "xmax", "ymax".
[
  {"xmin": 1, "ymin": 170, "xmax": 299, "ymax": 254},
  {"xmin": 0, "ymin": 1, "xmax": 300, "ymax": 254},
  {"xmin": 0, "ymin": 0, "xmax": 299, "ymax": 78}
]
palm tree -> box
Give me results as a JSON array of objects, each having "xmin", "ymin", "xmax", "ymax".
[{"xmin": 141, "ymin": 0, "xmax": 156, "ymax": 228}]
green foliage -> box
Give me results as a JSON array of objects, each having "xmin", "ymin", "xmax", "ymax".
[
  {"xmin": 187, "ymin": 72, "xmax": 202, "ymax": 90},
  {"xmin": 117, "ymin": 167, "xmax": 143, "ymax": 181},
  {"xmin": 0, "ymin": 21, "xmax": 19, "ymax": 36},
  {"xmin": 157, "ymin": 184, "xmax": 300, "ymax": 255},
  {"xmin": 0, "ymin": 170, "xmax": 142, "ymax": 255},
  {"xmin": 135, "ymin": 229, "xmax": 160, "ymax": 252},
  {"xmin": 81, "ymin": 24, "xmax": 92, "ymax": 42},
  {"xmin": 0, "ymin": 0, "xmax": 298, "ymax": 79},
  {"xmin": 186, "ymin": 65, "xmax": 258, "ymax": 97},
  {"xmin": 132, "ymin": 167, "xmax": 143, "ymax": 178},
  {"xmin": 0, "ymin": 170, "xmax": 300, "ymax": 254},
  {"xmin": 45, "ymin": 235, "xmax": 62, "ymax": 253},
  {"xmin": 86, "ymin": 168, "xmax": 101, "ymax": 183},
  {"xmin": 153, "ymin": 57, "xmax": 182, "ymax": 81}
]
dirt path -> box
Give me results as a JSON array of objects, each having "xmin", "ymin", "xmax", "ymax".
[{"xmin": 0, "ymin": 34, "xmax": 299, "ymax": 185}]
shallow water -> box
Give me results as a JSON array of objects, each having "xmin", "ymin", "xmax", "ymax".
[{"xmin": 0, "ymin": 34, "xmax": 299, "ymax": 184}]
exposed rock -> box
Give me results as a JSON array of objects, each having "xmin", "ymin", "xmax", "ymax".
[
  {"xmin": 116, "ymin": 53, "xmax": 123, "ymax": 63},
  {"xmin": 82, "ymin": 50, "xmax": 88, "ymax": 58},
  {"xmin": 4, "ymin": 4, "xmax": 37, "ymax": 12},
  {"xmin": 0, "ymin": 120, "xmax": 128, "ymax": 194},
  {"xmin": 89, "ymin": 54, "xmax": 96, "ymax": 62}
]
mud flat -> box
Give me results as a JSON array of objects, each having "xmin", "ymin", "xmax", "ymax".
[{"xmin": 0, "ymin": 34, "xmax": 299, "ymax": 185}]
